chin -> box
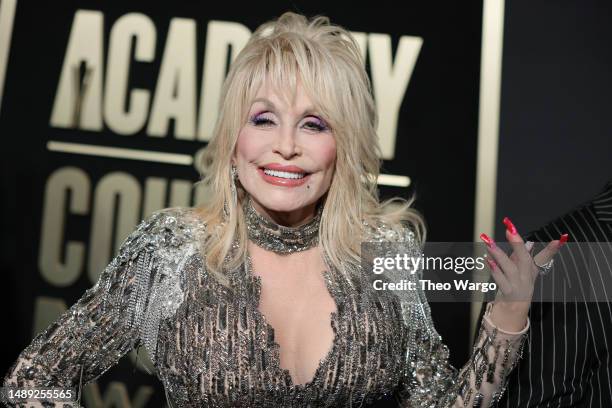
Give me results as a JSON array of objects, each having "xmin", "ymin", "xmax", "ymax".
[{"xmin": 251, "ymin": 192, "xmax": 314, "ymax": 213}]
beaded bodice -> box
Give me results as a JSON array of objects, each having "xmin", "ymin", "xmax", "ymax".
[
  {"xmin": 156, "ymin": 244, "xmax": 408, "ymax": 407},
  {"xmin": 156, "ymin": 201, "xmax": 408, "ymax": 406},
  {"xmin": 3, "ymin": 204, "xmax": 528, "ymax": 408}
]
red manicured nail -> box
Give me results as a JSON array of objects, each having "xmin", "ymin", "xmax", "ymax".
[
  {"xmin": 559, "ymin": 233, "xmax": 569, "ymax": 246},
  {"xmin": 480, "ymin": 233, "xmax": 496, "ymax": 248},
  {"xmin": 503, "ymin": 216, "xmax": 518, "ymax": 235},
  {"xmin": 486, "ymin": 258, "xmax": 497, "ymax": 269}
]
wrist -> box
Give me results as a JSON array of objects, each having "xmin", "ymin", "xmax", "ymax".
[{"xmin": 486, "ymin": 301, "xmax": 530, "ymax": 333}]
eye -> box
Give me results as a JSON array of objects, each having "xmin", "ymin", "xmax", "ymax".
[
  {"xmin": 249, "ymin": 112, "xmax": 276, "ymax": 127},
  {"xmin": 302, "ymin": 117, "xmax": 329, "ymax": 132}
]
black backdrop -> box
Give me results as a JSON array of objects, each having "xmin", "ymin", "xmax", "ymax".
[{"xmin": 495, "ymin": 0, "xmax": 612, "ymax": 239}]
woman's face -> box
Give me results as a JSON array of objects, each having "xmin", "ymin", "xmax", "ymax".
[{"xmin": 232, "ymin": 79, "xmax": 336, "ymax": 225}]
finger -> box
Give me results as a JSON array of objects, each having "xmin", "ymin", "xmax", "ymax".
[
  {"xmin": 480, "ymin": 233, "xmax": 517, "ymax": 277},
  {"xmin": 533, "ymin": 237, "xmax": 566, "ymax": 266},
  {"xmin": 503, "ymin": 217, "xmax": 532, "ymax": 263},
  {"xmin": 510, "ymin": 240, "xmax": 534, "ymax": 263}
]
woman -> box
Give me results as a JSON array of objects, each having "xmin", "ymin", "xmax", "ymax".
[{"xmin": 3, "ymin": 12, "xmax": 566, "ymax": 407}]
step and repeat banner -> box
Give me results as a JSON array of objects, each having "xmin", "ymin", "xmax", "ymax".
[{"xmin": 0, "ymin": 0, "xmax": 489, "ymax": 406}]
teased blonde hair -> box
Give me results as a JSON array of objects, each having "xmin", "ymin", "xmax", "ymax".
[{"xmin": 195, "ymin": 11, "xmax": 426, "ymax": 288}]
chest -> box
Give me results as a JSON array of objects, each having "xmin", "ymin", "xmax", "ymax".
[{"xmin": 154, "ymin": 252, "xmax": 408, "ymax": 407}]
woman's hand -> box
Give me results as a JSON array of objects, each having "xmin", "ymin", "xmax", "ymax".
[{"xmin": 479, "ymin": 217, "xmax": 568, "ymax": 332}]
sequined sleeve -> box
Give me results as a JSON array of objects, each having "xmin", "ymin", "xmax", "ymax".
[
  {"xmin": 2, "ymin": 211, "xmax": 169, "ymax": 407},
  {"xmin": 397, "ymin": 228, "xmax": 529, "ymax": 407}
]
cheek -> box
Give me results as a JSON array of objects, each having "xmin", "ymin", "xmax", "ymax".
[
  {"xmin": 316, "ymin": 139, "xmax": 337, "ymax": 170},
  {"xmin": 235, "ymin": 128, "xmax": 266, "ymax": 161}
]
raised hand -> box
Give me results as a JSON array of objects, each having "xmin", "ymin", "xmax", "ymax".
[{"xmin": 479, "ymin": 217, "xmax": 568, "ymax": 332}]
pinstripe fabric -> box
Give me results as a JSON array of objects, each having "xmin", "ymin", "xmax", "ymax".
[{"xmin": 495, "ymin": 180, "xmax": 612, "ymax": 407}]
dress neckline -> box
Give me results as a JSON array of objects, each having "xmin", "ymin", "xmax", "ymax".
[{"xmin": 243, "ymin": 249, "xmax": 341, "ymax": 389}]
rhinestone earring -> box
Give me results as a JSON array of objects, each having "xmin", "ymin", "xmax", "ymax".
[{"xmin": 230, "ymin": 165, "xmax": 238, "ymax": 207}]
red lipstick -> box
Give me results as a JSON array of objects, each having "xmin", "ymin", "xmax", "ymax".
[
  {"xmin": 257, "ymin": 163, "xmax": 312, "ymax": 187},
  {"xmin": 261, "ymin": 163, "xmax": 308, "ymax": 173}
]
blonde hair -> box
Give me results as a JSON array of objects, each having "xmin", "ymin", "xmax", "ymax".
[{"xmin": 195, "ymin": 11, "xmax": 426, "ymax": 288}]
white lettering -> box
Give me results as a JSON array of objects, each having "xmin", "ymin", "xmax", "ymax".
[
  {"xmin": 39, "ymin": 167, "xmax": 90, "ymax": 286},
  {"xmin": 50, "ymin": 10, "xmax": 104, "ymax": 130},
  {"xmin": 147, "ymin": 18, "xmax": 198, "ymax": 139},
  {"xmin": 369, "ymin": 34, "xmax": 422, "ymax": 159},
  {"xmin": 197, "ymin": 20, "xmax": 251, "ymax": 141},
  {"xmin": 49, "ymin": 11, "xmax": 420, "ymax": 160},
  {"xmin": 104, "ymin": 13, "xmax": 156, "ymax": 135}
]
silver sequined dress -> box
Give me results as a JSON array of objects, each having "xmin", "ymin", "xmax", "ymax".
[{"xmin": 3, "ymin": 202, "xmax": 528, "ymax": 407}]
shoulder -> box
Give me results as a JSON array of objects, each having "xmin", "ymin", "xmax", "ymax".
[
  {"xmin": 117, "ymin": 207, "xmax": 207, "ymax": 261},
  {"xmin": 363, "ymin": 219, "xmax": 420, "ymax": 248},
  {"xmin": 360, "ymin": 220, "xmax": 422, "ymax": 268}
]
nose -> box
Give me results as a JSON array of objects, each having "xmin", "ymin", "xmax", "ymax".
[{"xmin": 273, "ymin": 125, "xmax": 300, "ymax": 159}]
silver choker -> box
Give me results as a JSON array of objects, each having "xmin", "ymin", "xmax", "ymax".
[{"xmin": 244, "ymin": 195, "xmax": 322, "ymax": 254}]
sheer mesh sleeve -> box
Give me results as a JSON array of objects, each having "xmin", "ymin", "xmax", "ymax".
[
  {"xmin": 2, "ymin": 211, "xmax": 167, "ymax": 407},
  {"xmin": 397, "ymin": 227, "xmax": 529, "ymax": 407}
]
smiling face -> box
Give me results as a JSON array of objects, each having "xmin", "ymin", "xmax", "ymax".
[{"xmin": 232, "ymin": 79, "xmax": 337, "ymax": 226}]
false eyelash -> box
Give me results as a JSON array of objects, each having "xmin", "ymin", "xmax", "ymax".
[
  {"xmin": 252, "ymin": 117, "xmax": 275, "ymax": 126},
  {"xmin": 249, "ymin": 112, "xmax": 275, "ymax": 126},
  {"xmin": 249, "ymin": 112, "xmax": 330, "ymax": 132},
  {"xmin": 303, "ymin": 116, "xmax": 330, "ymax": 132},
  {"xmin": 303, "ymin": 120, "xmax": 328, "ymax": 132}
]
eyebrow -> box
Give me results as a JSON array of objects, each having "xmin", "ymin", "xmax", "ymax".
[{"xmin": 251, "ymin": 97, "xmax": 319, "ymax": 117}]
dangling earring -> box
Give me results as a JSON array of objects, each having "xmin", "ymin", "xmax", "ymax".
[{"xmin": 230, "ymin": 165, "xmax": 238, "ymax": 207}]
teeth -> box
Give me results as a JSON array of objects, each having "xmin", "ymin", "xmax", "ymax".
[{"xmin": 263, "ymin": 169, "xmax": 306, "ymax": 179}]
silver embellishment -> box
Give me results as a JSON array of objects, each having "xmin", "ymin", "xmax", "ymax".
[
  {"xmin": 244, "ymin": 195, "xmax": 322, "ymax": 254},
  {"xmin": 534, "ymin": 257, "xmax": 554, "ymax": 275},
  {"xmin": 3, "ymin": 210, "xmax": 528, "ymax": 407},
  {"xmin": 230, "ymin": 165, "xmax": 238, "ymax": 208}
]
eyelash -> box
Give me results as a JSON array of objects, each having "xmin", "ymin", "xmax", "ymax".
[{"xmin": 249, "ymin": 113, "xmax": 329, "ymax": 132}]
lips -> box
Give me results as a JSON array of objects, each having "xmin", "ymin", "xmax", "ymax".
[
  {"xmin": 257, "ymin": 166, "xmax": 312, "ymax": 187},
  {"xmin": 260, "ymin": 163, "xmax": 310, "ymax": 174}
]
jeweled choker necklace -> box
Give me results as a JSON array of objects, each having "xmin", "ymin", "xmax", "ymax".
[{"xmin": 244, "ymin": 195, "xmax": 323, "ymax": 254}]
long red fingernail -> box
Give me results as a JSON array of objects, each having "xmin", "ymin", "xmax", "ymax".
[
  {"xmin": 503, "ymin": 216, "xmax": 518, "ymax": 235},
  {"xmin": 480, "ymin": 233, "xmax": 496, "ymax": 248},
  {"xmin": 559, "ymin": 233, "xmax": 569, "ymax": 246},
  {"xmin": 486, "ymin": 258, "xmax": 497, "ymax": 269}
]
